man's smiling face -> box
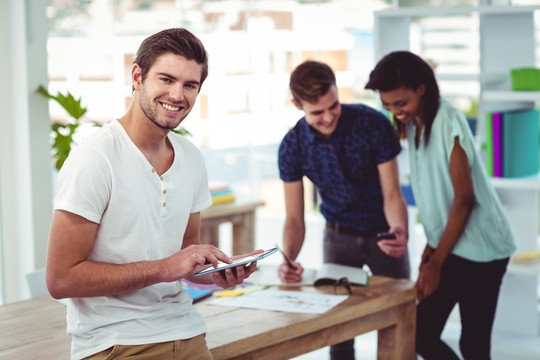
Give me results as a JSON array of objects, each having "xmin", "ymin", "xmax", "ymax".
[
  {"xmin": 135, "ymin": 52, "xmax": 203, "ymax": 130},
  {"xmin": 295, "ymin": 85, "xmax": 341, "ymax": 138}
]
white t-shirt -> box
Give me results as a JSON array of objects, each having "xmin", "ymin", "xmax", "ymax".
[
  {"xmin": 406, "ymin": 98, "xmax": 516, "ymax": 262},
  {"xmin": 54, "ymin": 119, "xmax": 213, "ymax": 360}
]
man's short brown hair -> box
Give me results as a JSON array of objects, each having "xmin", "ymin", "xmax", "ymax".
[
  {"xmin": 133, "ymin": 28, "xmax": 209, "ymax": 92},
  {"xmin": 289, "ymin": 60, "xmax": 336, "ymax": 104}
]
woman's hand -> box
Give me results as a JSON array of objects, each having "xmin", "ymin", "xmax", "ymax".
[{"xmin": 416, "ymin": 246, "xmax": 442, "ymax": 302}]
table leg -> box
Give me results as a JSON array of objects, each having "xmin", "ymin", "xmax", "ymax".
[
  {"xmin": 377, "ymin": 301, "xmax": 416, "ymax": 360},
  {"xmin": 232, "ymin": 211, "xmax": 255, "ymax": 255},
  {"xmin": 200, "ymin": 226, "xmax": 219, "ymax": 248}
]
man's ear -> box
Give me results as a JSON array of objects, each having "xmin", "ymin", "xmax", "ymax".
[
  {"xmin": 132, "ymin": 64, "xmax": 143, "ymax": 92},
  {"xmin": 291, "ymin": 98, "xmax": 303, "ymax": 110}
]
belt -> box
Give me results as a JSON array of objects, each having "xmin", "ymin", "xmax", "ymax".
[{"xmin": 326, "ymin": 221, "xmax": 376, "ymax": 237}]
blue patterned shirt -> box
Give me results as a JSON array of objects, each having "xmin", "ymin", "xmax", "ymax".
[{"xmin": 278, "ymin": 104, "xmax": 401, "ymax": 232}]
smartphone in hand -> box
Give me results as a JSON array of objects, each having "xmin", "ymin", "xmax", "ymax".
[{"xmin": 376, "ymin": 232, "xmax": 396, "ymax": 240}]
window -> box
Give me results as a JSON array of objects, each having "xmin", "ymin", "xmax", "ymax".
[{"xmin": 45, "ymin": 0, "xmax": 388, "ymax": 218}]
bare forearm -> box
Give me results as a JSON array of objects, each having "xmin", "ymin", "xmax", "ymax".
[
  {"xmin": 378, "ymin": 158, "xmax": 408, "ymax": 235},
  {"xmin": 48, "ymin": 257, "xmax": 171, "ymax": 299},
  {"xmin": 47, "ymin": 243, "xmax": 222, "ymax": 299},
  {"xmin": 384, "ymin": 194, "xmax": 408, "ymax": 234},
  {"xmin": 283, "ymin": 219, "xmax": 305, "ymax": 261},
  {"xmin": 46, "ymin": 211, "xmax": 234, "ymax": 299}
]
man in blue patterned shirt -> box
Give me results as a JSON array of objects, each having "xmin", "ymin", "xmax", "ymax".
[{"xmin": 277, "ymin": 60, "xmax": 410, "ymax": 360}]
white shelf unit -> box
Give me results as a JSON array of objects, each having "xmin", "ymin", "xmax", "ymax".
[{"xmin": 374, "ymin": 5, "xmax": 540, "ymax": 357}]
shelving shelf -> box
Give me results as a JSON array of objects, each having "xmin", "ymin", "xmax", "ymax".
[
  {"xmin": 436, "ymin": 72, "xmax": 507, "ymax": 83},
  {"xmin": 374, "ymin": 4, "xmax": 540, "ymax": 17},
  {"xmin": 374, "ymin": 4, "xmax": 540, "ymax": 357},
  {"xmin": 490, "ymin": 172, "xmax": 540, "ymax": 190},
  {"xmin": 483, "ymin": 90, "xmax": 540, "ymax": 102},
  {"xmin": 508, "ymin": 262, "xmax": 540, "ymax": 276}
]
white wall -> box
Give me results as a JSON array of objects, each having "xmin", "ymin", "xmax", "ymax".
[{"xmin": 0, "ymin": 0, "xmax": 52, "ymax": 304}]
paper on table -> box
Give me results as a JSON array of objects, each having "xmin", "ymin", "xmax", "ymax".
[{"xmin": 208, "ymin": 289, "xmax": 348, "ymax": 314}]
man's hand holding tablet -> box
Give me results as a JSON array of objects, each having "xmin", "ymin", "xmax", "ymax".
[{"xmin": 194, "ymin": 247, "xmax": 278, "ymax": 277}]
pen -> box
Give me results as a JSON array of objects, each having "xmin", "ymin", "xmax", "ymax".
[{"xmin": 275, "ymin": 243, "xmax": 296, "ymax": 269}]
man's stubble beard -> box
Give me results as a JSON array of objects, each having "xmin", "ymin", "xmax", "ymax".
[{"xmin": 139, "ymin": 86, "xmax": 189, "ymax": 131}]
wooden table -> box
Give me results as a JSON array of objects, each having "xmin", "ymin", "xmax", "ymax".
[
  {"xmin": 0, "ymin": 276, "xmax": 416, "ymax": 360},
  {"xmin": 200, "ymin": 200, "xmax": 265, "ymax": 255}
]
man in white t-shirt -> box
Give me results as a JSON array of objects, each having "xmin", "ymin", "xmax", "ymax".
[{"xmin": 46, "ymin": 28, "xmax": 258, "ymax": 360}]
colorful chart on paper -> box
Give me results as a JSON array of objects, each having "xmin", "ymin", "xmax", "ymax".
[{"xmin": 208, "ymin": 289, "xmax": 348, "ymax": 314}]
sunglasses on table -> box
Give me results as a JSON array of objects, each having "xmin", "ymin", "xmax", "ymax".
[{"xmin": 333, "ymin": 277, "xmax": 352, "ymax": 295}]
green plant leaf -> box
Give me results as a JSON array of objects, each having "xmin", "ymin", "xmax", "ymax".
[
  {"xmin": 171, "ymin": 127, "xmax": 191, "ymax": 137},
  {"xmin": 38, "ymin": 84, "xmax": 90, "ymax": 170},
  {"xmin": 51, "ymin": 132, "xmax": 73, "ymax": 171},
  {"xmin": 38, "ymin": 85, "xmax": 87, "ymax": 120}
]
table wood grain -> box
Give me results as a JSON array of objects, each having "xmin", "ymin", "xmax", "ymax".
[{"xmin": 0, "ymin": 276, "xmax": 416, "ymax": 360}]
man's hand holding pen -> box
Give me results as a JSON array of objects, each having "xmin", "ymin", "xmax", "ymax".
[
  {"xmin": 278, "ymin": 258, "xmax": 303, "ymax": 283},
  {"xmin": 276, "ymin": 244, "xmax": 304, "ymax": 283}
]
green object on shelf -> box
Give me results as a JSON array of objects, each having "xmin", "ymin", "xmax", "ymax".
[
  {"xmin": 485, "ymin": 112, "xmax": 494, "ymax": 177},
  {"xmin": 511, "ymin": 68, "xmax": 540, "ymax": 91}
]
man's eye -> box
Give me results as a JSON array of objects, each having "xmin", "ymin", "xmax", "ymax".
[{"xmin": 161, "ymin": 78, "xmax": 173, "ymax": 83}]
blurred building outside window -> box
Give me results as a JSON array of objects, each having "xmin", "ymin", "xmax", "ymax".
[
  {"xmin": 45, "ymin": 0, "xmax": 540, "ymax": 258},
  {"xmin": 45, "ymin": 0, "xmax": 389, "ymax": 221}
]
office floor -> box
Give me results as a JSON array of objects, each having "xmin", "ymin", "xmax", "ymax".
[{"xmin": 292, "ymin": 332, "xmax": 377, "ymax": 360}]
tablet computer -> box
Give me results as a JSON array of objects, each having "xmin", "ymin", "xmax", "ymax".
[{"xmin": 194, "ymin": 247, "xmax": 277, "ymax": 277}]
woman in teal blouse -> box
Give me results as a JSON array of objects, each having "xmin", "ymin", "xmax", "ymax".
[{"xmin": 365, "ymin": 51, "xmax": 516, "ymax": 360}]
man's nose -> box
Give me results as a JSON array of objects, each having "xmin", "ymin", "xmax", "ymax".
[
  {"xmin": 169, "ymin": 84, "xmax": 184, "ymax": 101},
  {"xmin": 322, "ymin": 110, "xmax": 334, "ymax": 122}
]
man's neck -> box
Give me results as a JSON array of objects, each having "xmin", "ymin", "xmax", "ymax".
[{"xmin": 119, "ymin": 105, "xmax": 174, "ymax": 175}]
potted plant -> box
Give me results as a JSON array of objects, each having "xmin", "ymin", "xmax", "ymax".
[{"xmin": 37, "ymin": 85, "xmax": 94, "ymax": 170}]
